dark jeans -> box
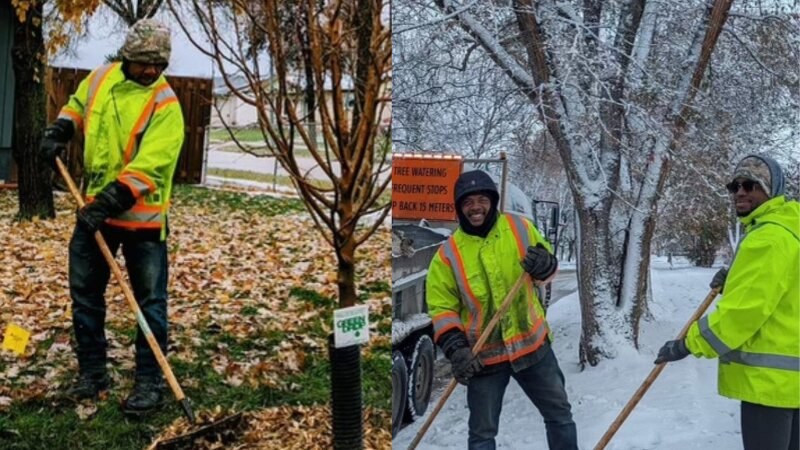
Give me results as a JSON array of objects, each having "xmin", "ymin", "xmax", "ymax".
[
  {"xmin": 69, "ymin": 225, "xmax": 168, "ymax": 379},
  {"xmin": 466, "ymin": 345, "xmax": 578, "ymax": 450},
  {"xmin": 741, "ymin": 401, "xmax": 800, "ymax": 450}
]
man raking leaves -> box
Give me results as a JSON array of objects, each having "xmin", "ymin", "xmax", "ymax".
[{"xmin": 41, "ymin": 18, "xmax": 184, "ymax": 416}]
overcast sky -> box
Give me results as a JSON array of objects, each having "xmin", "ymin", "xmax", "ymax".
[{"xmin": 50, "ymin": 10, "xmax": 216, "ymax": 78}]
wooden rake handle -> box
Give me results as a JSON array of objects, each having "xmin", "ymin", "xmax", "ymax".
[
  {"xmin": 593, "ymin": 287, "xmax": 720, "ymax": 450},
  {"xmin": 407, "ymin": 272, "xmax": 534, "ymax": 450},
  {"xmin": 55, "ymin": 158, "xmax": 195, "ymax": 423}
]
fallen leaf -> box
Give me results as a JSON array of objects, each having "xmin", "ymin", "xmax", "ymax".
[{"xmin": 75, "ymin": 403, "xmax": 98, "ymax": 421}]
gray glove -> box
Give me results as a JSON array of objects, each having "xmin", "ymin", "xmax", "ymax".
[
  {"xmin": 710, "ymin": 268, "xmax": 728, "ymax": 293},
  {"xmin": 654, "ymin": 339, "xmax": 689, "ymax": 364},
  {"xmin": 449, "ymin": 347, "xmax": 483, "ymax": 385},
  {"xmin": 522, "ymin": 243, "xmax": 558, "ymax": 281}
]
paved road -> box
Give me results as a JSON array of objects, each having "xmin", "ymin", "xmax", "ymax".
[{"xmin": 206, "ymin": 148, "xmax": 339, "ymax": 180}]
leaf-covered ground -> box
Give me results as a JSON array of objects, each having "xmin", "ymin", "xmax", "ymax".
[{"xmin": 0, "ymin": 185, "xmax": 391, "ymax": 449}]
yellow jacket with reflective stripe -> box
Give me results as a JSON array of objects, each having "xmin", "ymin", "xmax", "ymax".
[
  {"xmin": 686, "ymin": 196, "xmax": 800, "ymax": 408},
  {"xmin": 57, "ymin": 63, "xmax": 184, "ymax": 239},
  {"xmin": 426, "ymin": 213, "xmax": 552, "ymax": 370}
]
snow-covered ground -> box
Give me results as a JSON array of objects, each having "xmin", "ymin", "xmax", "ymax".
[{"xmin": 393, "ymin": 260, "xmax": 744, "ymax": 449}]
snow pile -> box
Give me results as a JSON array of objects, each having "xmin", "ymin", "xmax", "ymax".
[
  {"xmin": 393, "ymin": 313, "xmax": 433, "ymax": 346},
  {"xmin": 393, "ymin": 266, "xmax": 743, "ymax": 449}
]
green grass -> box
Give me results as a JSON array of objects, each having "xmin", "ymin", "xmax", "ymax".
[
  {"xmin": 0, "ymin": 400, "xmax": 177, "ymax": 450},
  {"xmin": 290, "ymin": 287, "xmax": 337, "ymax": 308},
  {"xmin": 0, "ymin": 188, "xmax": 390, "ymax": 450},
  {"xmin": 172, "ymin": 184, "xmax": 306, "ymax": 216},
  {"xmin": 0, "ymin": 338, "xmax": 391, "ymax": 450},
  {"xmin": 209, "ymin": 128, "xmax": 265, "ymax": 142},
  {"xmin": 205, "ymin": 168, "xmax": 334, "ymax": 190}
]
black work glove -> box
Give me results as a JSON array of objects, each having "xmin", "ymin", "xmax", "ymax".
[
  {"xmin": 522, "ymin": 243, "xmax": 558, "ymax": 281},
  {"xmin": 76, "ymin": 181, "xmax": 136, "ymax": 232},
  {"xmin": 449, "ymin": 346, "xmax": 483, "ymax": 385},
  {"xmin": 710, "ymin": 268, "xmax": 728, "ymax": 293},
  {"xmin": 40, "ymin": 119, "xmax": 74, "ymax": 170},
  {"xmin": 654, "ymin": 339, "xmax": 690, "ymax": 364}
]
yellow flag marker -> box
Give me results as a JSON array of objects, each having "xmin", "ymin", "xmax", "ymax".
[{"xmin": 2, "ymin": 323, "xmax": 31, "ymax": 355}]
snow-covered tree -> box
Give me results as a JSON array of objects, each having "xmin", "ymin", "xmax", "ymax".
[{"xmin": 394, "ymin": 0, "xmax": 799, "ymax": 366}]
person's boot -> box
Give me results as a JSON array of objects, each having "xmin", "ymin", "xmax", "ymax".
[
  {"xmin": 64, "ymin": 372, "xmax": 111, "ymax": 402},
  {"xmin": 122, "ymin": 376, "xmax": 165, "ymax": 416}
]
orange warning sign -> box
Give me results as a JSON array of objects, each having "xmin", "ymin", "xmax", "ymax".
[{"xmin": 392, "ymin": 155, "xmax": 463, "ymax": 221}]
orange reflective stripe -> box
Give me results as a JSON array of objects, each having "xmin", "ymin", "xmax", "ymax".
[
  {"xmin": 130, "ymin": 203, "xmax": 163, "ymax": 214},
  {"xmin": 441, "ymin": 238, "xmax": 483, "ymax": 341},
  {"xmin": 507, "ymin": 318, "xmax": 544, "ymax": 346},
  {"xmin": 105, "ymin": 218, "xmax": 161, "ymax": 229},
  {"xmin": 482, "ymin": 333, "xmax": 547, "ymax": 365},
  {"xmin": 505, "ymin": 213, "xmax": 530, "ymax": 258},
  {"xmin": 481, "ymin": 318, "xmax": 543, "ymax": 351},
  {"xmin": 481, "ymin": 319, "xmax": 548, "ymax": 365},
  {"xmin": 85, "ymin": 63, "xmax": 118, "ymax": 131},
  {"xmin": 87, "ymin": 193, "xmax": 164, "ymax": 231},
  {"xmin": 117, "ymin": 177, "xmax": 143, "ymax": 198},
  {"xmin": 118, "ymin": 169, "xmax": 156, "ymax": 197},
  {"xmin": 123, "ymin": 89, "xmax": 161, "ymax": 163},
  {"xmin": 154, "ymin": 97, "xmax": 178, "ymax": 113},
  {"xmin": 438, "ymin": 246, "xmax": 451, "ymax": 267},
  {"xmin": 432, "ymin": 311, "xmax": 465, "ymax": 341},
  {"xmin": 58, "ymin": 108, "xmax": 83, "ymax": 131}
]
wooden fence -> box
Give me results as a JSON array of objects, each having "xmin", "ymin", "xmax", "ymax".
[{"xmin": 8, "ymin": 65, "xmax": 212, "ymax": 184}]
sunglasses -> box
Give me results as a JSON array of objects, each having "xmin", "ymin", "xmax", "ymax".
[{"xmin": 725, "ymin": 180, "xmax": 759, "ymax": 194}]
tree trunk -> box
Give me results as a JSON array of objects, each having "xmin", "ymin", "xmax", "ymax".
[
  {"xmin": 11, "ymin": 3, "xmax": 54, "ymax": 220},
  {"xmin": 351, "ymin": 0, "xmax": 375, "ymax": 132},
  {"xmin": 575, "ymin": 203, "xmax": 636, "ymax": 367},
  {"xmin": 336, "ymin": 200, "xmax": 358, "ymax": 308},
  {"xmin": 298, "ymin": 3, "xmax": 317, "ymax": 147}
]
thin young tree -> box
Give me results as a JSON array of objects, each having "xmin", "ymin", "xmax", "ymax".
[{"xmin": 168, "ymin": 0, "xmax": 392, "ymax": 308}]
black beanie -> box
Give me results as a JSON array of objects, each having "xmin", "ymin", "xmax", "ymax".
[{"xmin": 453, "ymin": 170, "xmax": 500, "ymax": 237}]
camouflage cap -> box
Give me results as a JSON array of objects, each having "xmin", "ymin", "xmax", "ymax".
[
  {"xmin": 732, "ymin": 156, "xmax": 772, "ymax": 197},
  {"xmin": 121, "ymin": 19, "xmax": 171, "ymax": 64}
]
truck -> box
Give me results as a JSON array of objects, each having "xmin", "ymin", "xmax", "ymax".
[{"xmin": 391, "ymin": 153, "xmax": 560, "ymax": 437}]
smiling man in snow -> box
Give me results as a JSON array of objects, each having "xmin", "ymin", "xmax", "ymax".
[
  {"xmin": 426, "ymin": 170, "xmax": 578, "ymax": 450},
  {"xmin": 654, "ymin": 154, "xmax": 799, "ymax": 450}
]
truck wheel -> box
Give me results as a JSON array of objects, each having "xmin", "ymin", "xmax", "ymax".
[
  {"xmin": 392, "ymin": 351, "xmax": 408, "ymax": 438},
  {"xmin": 405, "ymin": 334, "xmax": 434, "ymax": 421}
]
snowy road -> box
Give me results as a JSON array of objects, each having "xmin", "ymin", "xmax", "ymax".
[
  {"xmin": 550, "ymin": 267, "xmax": 578, "ymax": 305},
  {"xmin": 394, "ymin": 262, "xmax": 741, "ymax": 450}
]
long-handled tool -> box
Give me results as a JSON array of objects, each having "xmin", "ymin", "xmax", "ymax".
[
  {"xmin": 55, "ymin": 157, "xmax": 195, "ymax": 424},
  {"xmin": 408, "ymin": 272, "xmax": 538, "ymax": 450},
  {"xmin": 593, "ymin": 287, "xmax": 720, "ymax": 450}
]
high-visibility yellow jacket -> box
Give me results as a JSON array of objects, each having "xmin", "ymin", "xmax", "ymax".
[
  {"xmin": 426, "ymin": 213, "xmax": 552, "ymax": 371},
  {"xmin": 686, "ymin": 195, "xmax": 800, "ymax": 408},
  {"xmin": 57, "ymin": 63, "xmax": 184, "ymax": 239}
]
